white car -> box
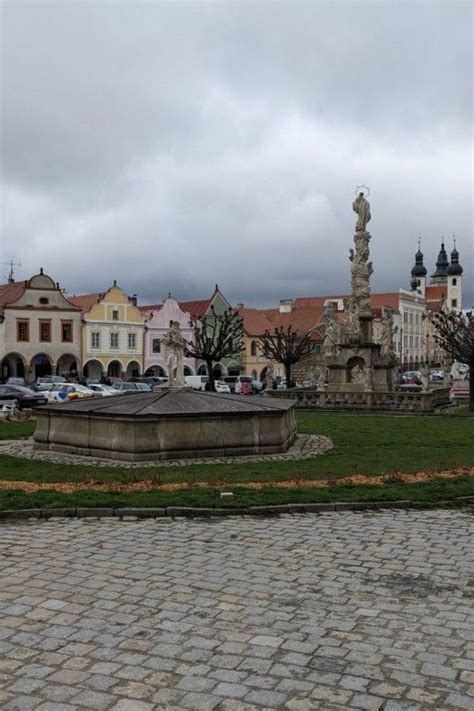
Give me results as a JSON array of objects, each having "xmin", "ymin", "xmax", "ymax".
[
  {"xmin": 36, "ymin": 376, "xmax": 67, "ymax": 392},
  {"xmin": 111, "ymin": 382, "xmax": 151, "ymax": 394},
  {"xmin": 46, "ymin": 383, "xmax": 96, "ymax": 403},
  {"xmin": 214, "ymin": 380, "xmax": 231, "ymax": 393},
  {"xmin": 87, "ymin": 384, "xmax": 120, "ymax": 397}
]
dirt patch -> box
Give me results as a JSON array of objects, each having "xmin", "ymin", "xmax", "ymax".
[{"xmin": 0, "ymin": 467, "xmax": 472, "ymax": 495}]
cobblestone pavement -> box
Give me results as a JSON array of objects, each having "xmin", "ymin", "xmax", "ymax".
[
  {"xmin": 0, "ymin": 433, "xmax": 332, "ymax": 468},
  {"xmin": 0, "ymin": 510, "xmax": 473, "ymax": 710}
]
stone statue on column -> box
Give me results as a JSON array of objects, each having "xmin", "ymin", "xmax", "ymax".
[
  {"xmin": 164, "ymin": 321, "xmax": 186, "ymax": 386},
  {"xmin": 349, "ymin": 190, "xmax": 372, "ymax": 317}
]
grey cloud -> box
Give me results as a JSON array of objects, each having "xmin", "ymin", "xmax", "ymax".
[{"xmin": 1, "ymin": 0, "xmax": 472, "ymax": 308}]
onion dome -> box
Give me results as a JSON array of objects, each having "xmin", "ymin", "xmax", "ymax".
[
  {"xmin": 411, "ymin": 245, "xmax": 427, "ymax": 278},
  {"xmin": 447, "ymin": 243, "xmax": 463, "ymax": 276},
  {"xmin": 431, "ymin": 241, "xmax": 449, "ymax": 281}
]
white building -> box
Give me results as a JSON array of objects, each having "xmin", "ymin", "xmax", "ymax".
[{"xmin": 0, "ymin": 269, "xmax": 82, "ymax": 382}]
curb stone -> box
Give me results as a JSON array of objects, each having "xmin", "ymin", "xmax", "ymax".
[{"xmin": 0, "ymin": 498, "xmax": 471, "ymax": 521}]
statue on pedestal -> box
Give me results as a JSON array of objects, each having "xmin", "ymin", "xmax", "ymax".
[
  {"xmin": 352, "ymin": 191, "xmax": 371, "ymax": 232},
  {"xmin": 380, "ymin": 311, "xmax": 397, "ymax": 360},
  {"xmin": 265, "ymin": 364, "xmax": 275, "ymax": 391},
  {"xmin": 164, "ymin": 321, "xmax": 186, "ymax": 386},
  {"xmin": 323, "ymin": 301, "xmax": 340, "ymax": 358}
]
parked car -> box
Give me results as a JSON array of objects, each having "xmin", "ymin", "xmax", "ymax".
[
  {"xmin": 6, "ymin": 377, "xmax": 26, "ymax": 386},
  {"xmin": 430, "ymin": 369, "xmax": 445, "ymax": 381},
  {"xmin": 222, "ymin": 375, "xmax": 260, "ymax": 394},
  {"xmin": 35, "ymin": 376, "xmax": 66, "ymax": 391},
  {"xmin": 0, "ymin": 384, "xmax": 49, "ymax": 410},
  {"xmin": 87, "ymin": 384, "xmax": 120, "ymax": 397},
  {"xmin": 184, "ymin": 375, "xmax": 209, "ymax": 391},
  {"xmin": 396, "ymin": 375, "xmax": 422, "ymax": 391},
  {"xmin": 450, "ymin": 377, "xmax": 470, "ymax": 400},
  {"xmin": 214, "ymin": 380, "xmax": 231, "ymax": 394},
  {"xmin": 46, "ymin": 383, "xmax": 96, "ymax": 403},
  {"xmin": 111, "ymin": 382, "xmax": 149, "ymax": 394}
]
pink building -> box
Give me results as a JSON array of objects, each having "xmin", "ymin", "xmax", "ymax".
[{"xmin": 140, "ymin": 296, "xmax": 195, "ymax": 377}]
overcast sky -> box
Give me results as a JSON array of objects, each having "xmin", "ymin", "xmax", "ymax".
[{"xmin": 1, "ymin": 0, "xmax": 472, "ymax": 308}]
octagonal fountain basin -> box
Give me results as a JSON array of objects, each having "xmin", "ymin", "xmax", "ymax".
[{"xmin": 33, "ymin": 388, "xmax": 297, "ymax": 461}]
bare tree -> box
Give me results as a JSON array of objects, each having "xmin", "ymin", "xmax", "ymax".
[
  {"xmin": 259, "ymin": 325, "xmax": 314, "ymax": 388},
  {"xmin": 433, "ymin": 310, "xmax": 474, "ymax": 412},
  {"xmin": 185, "ymin": 307, "xmax": 243, "ymax": 392}
]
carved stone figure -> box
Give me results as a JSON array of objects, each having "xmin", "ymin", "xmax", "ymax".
[
  {"xmin": 420, "ymin": 367, "xmax": 430, "ymax": 391},
  {"xmin": 344, "ymin": 298, "xmax": 361, "ymax": 342},
  {"xmin": 364, "ymin": 365, "xmax": 374, "ymax": 391},
  {"xmin": 351, "ymin": 364, "xmax": 365, "ymax": 384},
  {"xmin": 317, "ymin": 366, "xmax": 328, "ymax": 390},
  {"xmin": 352, "ymin": 192, "xmax": 371, "ymax": 232},
  {"xmin": 380, "ymin": 311, "xmax": 397, "ymax": 359},
  {"xmin": 163, "ymin": 321, "xmax": 186, "ymax": 386},
  {"xmin": 323, "ymin": 301, "xmax": 340, "ymax": 358},
  {"xmin": 265, "ymin": 364, "xmax": 275, "ymax": 390}
]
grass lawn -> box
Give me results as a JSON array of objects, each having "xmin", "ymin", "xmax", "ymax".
[{"xmin": 0, "ymin": 411, "xmax": 472, "ymax": 509}]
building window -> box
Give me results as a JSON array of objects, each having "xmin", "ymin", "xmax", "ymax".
[
  {"xmin": 91, "ymin": 332, "xmax": 100, "ymax": 348},
  {"xmin": 61, "ymin": 321, "xmax": 73, "ymax": 342},
  {"xmin": 112, "ymin": 310, "xmax": 119, "ymax": 321},
  {"xmin": 409, "ymin": 336, "xmax": 413, "ymax": 348},
  {"xmin": 403, "ymin": 312, "xmax": 408, "ymax": 324},
  {"xmin": 452, "ymin": 278, "xmax": 457, "ymax": 286},
  {"xmin": 250, "ymin": 340, "xmax": 257, "ymax": 356},
  {"xmin": 110, "ymin": 333, "xmax": 119, "ymax": 349},
  {"xmin": 17, "ymin": 319, "xmax": 29, "ymax": 342},
  {"xmin": 128, "ymin": 333, "xmax": 136, "ymax": 349},
  {"xmin": 39, "ymin": 320, "xmax": 51, "ymax": 342},
  {"xmin": 39, "ymin": 297, "xmax": 49, "ymax": 305},
  {"xmin": 451, "ymin": 299, "xmax": 457, "ymax": 308},
  {"xmin": 409, "ymin": 312, "xmax": 413, "ymax": 324},
  {"xmin": 152, "ymin": 338, "xmax": 161, "ymax": 353}
]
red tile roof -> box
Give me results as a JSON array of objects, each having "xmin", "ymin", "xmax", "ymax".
[
  {"xmin": 68, "ymin": 293, "xmax": 104, "ymax": 313},
  {"xmin": 178, "ymin": 299, "xmax": 213, "ymax": 317},
  {"xmin": 237, "ymin": 308, "xmax": 273, "ymax": 336},
  {"xmin": 139, "ymin": 303, "xmax": 163, "ymax": 315},
  {"xmin": 370, "ymin": 293, "xmax": 400, "ymax": 311},
  {"xmin": 239, "ymin": 304, "xmax": 325, "ymax": 341},
  {"xmin": 0, "ymin": 281, "xmax": 27, "ymax": 308},
  {"xmin": 425, "ymin": 285, "xmax": 447, "ymax": 302}
]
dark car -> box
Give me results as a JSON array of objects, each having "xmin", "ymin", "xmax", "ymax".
[{"xmin": 0, "ymin": 384, "xmax": 49, "ymax": 410}]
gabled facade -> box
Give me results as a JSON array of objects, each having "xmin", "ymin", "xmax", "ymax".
[
  {"xmin": 69, "ymin": 283, "xmax": 144, "ymax": 380},
  {"xmin": 0, "ymin": 269, "xmax": 82, "ymax": 382},
  {"xmin": 180, "ymin": 287, "xmax": 240, "ymax": 378},
  {"xmin": 140, "ymin": 296, "xmax": 195, "ymax": 377}
]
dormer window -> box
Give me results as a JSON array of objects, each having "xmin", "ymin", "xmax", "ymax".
[
  {"xmin": 112, "ymin": 310, "xmax": 119, "ymax": 321},
  {"xmin": 39, "ymin": 297, "xmax": 49, "ymax": 305}
]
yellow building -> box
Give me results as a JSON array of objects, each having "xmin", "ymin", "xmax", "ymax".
[
  {"xmin": 237, "ymin": 307, "xmax": 272, "ymax": 382},
  {"xmin": 70, "ymin": 282, "xmax": 144, "ymax": 380}
]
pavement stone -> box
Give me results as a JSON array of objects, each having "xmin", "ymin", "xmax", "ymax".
[{"xmin": 0, "ymin": 509, "xmax": 473, "ymax": 709}]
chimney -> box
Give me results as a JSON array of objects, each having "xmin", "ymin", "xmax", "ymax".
[
  {"xmin": 279, "ymin": 299, "xmax": 294, "ymax": 313},
  {"xmin": 129, "ymin": 294, "xmax": 137, "ymax": 307}
]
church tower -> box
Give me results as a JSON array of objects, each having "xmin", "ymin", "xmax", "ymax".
[
  {"xmin": 410, "ymin": 240, "xmax": 427, "ymax": 296},
  {"xmin": 430, "ymin": 240, "xmax": 449, "ymax": 285},
  {"xmin": 447, "ymin": 238, "xmax": 463, "ymax": 309}
]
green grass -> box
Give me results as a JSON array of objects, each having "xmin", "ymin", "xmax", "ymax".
[
  {"xmin": 0, "ymin": 475, "xmax": 473, "ymax": 511},
  {"xmin": 0, "ymin": 412, "xmax": 472, "ymax": 510},
  {"xmin": 0, "ymin": 419, "xmax": 35, "ymax": 440},
  {"xmin": 0, "ymin": 412, "xmax": 472, "ymax": 488}
]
